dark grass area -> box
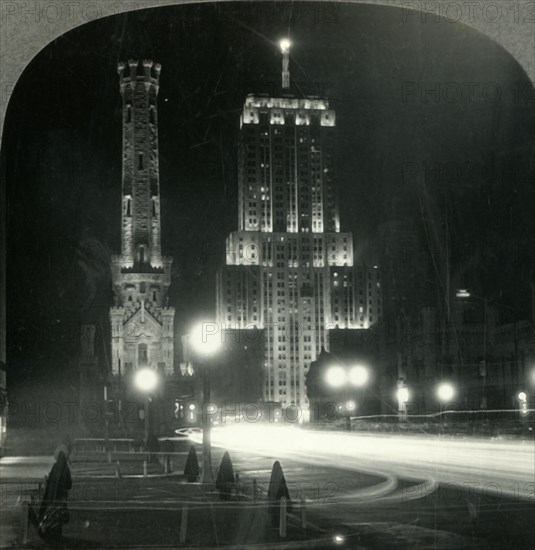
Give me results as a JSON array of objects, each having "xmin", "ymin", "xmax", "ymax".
[
  {"xmin": 307, "ymin": 484, "xmax": 535, "ymax": 550},
  {"xmin": 2, "ymin": 475, "xmax": 534, "ymax": 549}
]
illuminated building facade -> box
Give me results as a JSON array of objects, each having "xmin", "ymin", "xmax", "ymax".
[
  {"xmin": 109, "ymin": 60, "xmax": 175, "ymax": 378},
  {"xmin": 217, "ymin": 45, "xmax": 382, "ymax": 411}
]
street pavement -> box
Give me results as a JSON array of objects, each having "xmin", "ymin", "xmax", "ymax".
[{"xmin": 204, "ymin": 426, "xmax": 535, "ymax": 500}]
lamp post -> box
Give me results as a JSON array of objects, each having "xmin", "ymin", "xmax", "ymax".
[
  {"xmin": 134, "ymin": 367, "xmax": 159, "ymax": 445},
  {"xmin": 517, "ymin": 391, "xmax": 528, "ymax": 421},
  {"xmin": 325, "ymin": 363, "xmax": 369, "ymax": 430},
  {"xmin": 103, "ymin": 385, "xmax": 110, "ymax": 451},
  {"xmin": 189, "ymin": 322, "xmax": 221, "ymax": 485},
  {"xmin": 436, "ymin": 381, "xmax": 455, "ymax": 433},
  {"xmin": 396, "ymin": 380, "xmax": 409, "ymax": 423}
]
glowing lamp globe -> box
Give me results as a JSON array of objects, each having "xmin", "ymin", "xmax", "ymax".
[
  {"xmin": 397, "ymin": 386, "xmax": 409, "ymax": 403},
  {"xmin": 436, "ymin": 382, "xmax": 455, "ymax": 402},
  {"xmin": 349, "ymin": 365, "xmax": 368, "ymax": 387},
  {"xmin": 325, "ymin": 366, "xmax": 346, "ymax": 388},
  {"xmin": 518, "ymin": 391, "xmax": 527, "ymax": 401},
  {"xmin": 134, "ymin": 368, "xmax": 158, "ymax": 393},
  {"xmin": 190, "ymin": 322, "xmax": 221, "ymax": 356}
]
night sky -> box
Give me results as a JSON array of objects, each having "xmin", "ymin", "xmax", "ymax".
[{"xmin": 3, "ymin": 2, "xmax": 535, "ymax": 401}]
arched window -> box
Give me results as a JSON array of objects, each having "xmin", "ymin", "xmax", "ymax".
[{"xmin": 138, "ymin": 344, "xmax": 148, "ymax": 366}]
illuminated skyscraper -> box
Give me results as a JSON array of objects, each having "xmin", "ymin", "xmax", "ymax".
[
  {"xmin": 217, "ymin": 43, "xmax": 381, "ymax": 411},
  {"xmin": 109, "ymin": 60, "xmax": 175, "ymax": 378}
]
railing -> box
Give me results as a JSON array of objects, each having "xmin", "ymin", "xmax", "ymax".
[
  {"xmin": 73, "ymin": 438, "xmax": 142, "ymax": 454},
  {"xmin": 1, "ymin": 480, "xmax": 44, "ymax": 514}
]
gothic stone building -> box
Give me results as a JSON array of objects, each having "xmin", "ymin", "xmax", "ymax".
[{"xmin": 109, "ymin": 60, "xmax": 175, "ymax": 382}]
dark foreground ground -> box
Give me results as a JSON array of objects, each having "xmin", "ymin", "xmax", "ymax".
[{"xmin": 1, "ymin": 437, "xmax": 534, "ymax": 550}]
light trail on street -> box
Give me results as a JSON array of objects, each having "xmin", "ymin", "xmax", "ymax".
[{"xmin": 199, "ymin": 425, "xmax": 535, "ymax": 501}]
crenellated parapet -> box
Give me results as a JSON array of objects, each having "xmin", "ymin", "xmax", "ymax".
[
  {"xmin": 240, "ymin": 94, "xmax": 335, "ymax": 128},
  {"xmin": 117, "ymin": 59, "xmax": 162, "ymax": 95}
]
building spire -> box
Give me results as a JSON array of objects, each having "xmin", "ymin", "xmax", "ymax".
[{"xmin": 279, "ymin": 38, "xmax": 291, "ymax": 90}]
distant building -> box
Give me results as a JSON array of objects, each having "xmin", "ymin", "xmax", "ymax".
[
  {"xmin": 216, "ymin": 43, "xmax": 382, "ymax": 414},
  {"xmin": 377, "ymin": 218, "xmax": 433, "ymax": 337},
  {"xmin": 396, "ymin": 299, "xmax": 535, "ymax": 413}
]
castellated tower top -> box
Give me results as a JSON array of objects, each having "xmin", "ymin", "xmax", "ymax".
[
  {"xmin": 117, "ymin": 59, "xmax": 162, "ymax": 94},
  {"xmin": 116, "ymin": 59, "xmax": 166, "ymax": 271}
]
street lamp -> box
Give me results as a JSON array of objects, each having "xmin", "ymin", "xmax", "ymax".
[
  {"xmin": 325, "ymin": 366, "xmax": 346, "ymax": 388},
  {"xmin": 396, "ymin": 381, "xmax": 409, "ymax": 422},
  {"xmin": 436, "ymin": 382, "xmax": 456, "ymax": 433},
  {"xmin": 436, "ymin": 382, "xmax": 455, "ymax": 403},
  {"xmin": 134, "ymin": 367, "xmax": 159, "ymax": 444},
  {"xmin": 349, "ymin": 365, "xmax": 368, "ymax": 387},
  {"xmin": 325, "ymin": 363, "xmax": 369, "ymax": 429},
  {"xmin": 517, "ymin": 391, "xmax": 528, "ymax": 418},
  {"xmin": 325, "ymin": 364, "xmax": 369, "ymax": 389},
  {"xmin": 189, "ymin": 322, "xmax": 222, "ymax": 485}
]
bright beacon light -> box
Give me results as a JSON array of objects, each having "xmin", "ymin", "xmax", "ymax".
[
  {"xmin": 326, "ymin": 366, "xmax": 346, "ymax": 388},
  {"xmin": 279, "ymin": 38, "xmax": 291, "ymax": 54},
  {"xmin": 134, "ymin": 368, "xmax": 158, "ymax": 392},
  {"xmin": 349, "ymin": 365, "xmax": 368, "ymax": 387}
]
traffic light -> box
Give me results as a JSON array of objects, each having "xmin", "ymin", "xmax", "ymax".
[
  {"xmin": 187, "ymin": 403, "xmax": 197, "ymax": 423},
  {"xmin": 174, "ymin": 400, "xmax": 197, "ymax": 423}
]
